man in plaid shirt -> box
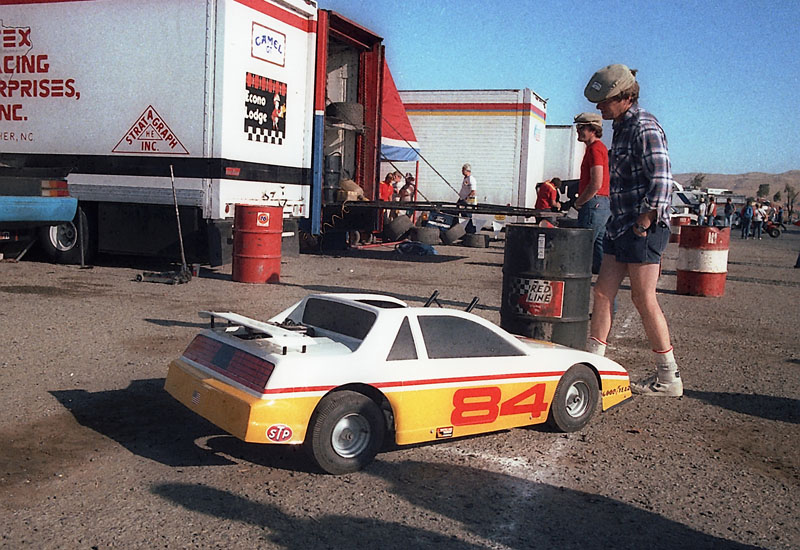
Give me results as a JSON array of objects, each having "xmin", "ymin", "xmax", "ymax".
[{"xmin": 582, "ymin": 64, "xmax": 682, "ymax": 398}]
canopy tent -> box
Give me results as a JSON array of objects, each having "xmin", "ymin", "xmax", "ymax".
[{"xmin": 380, "ymin": 61, "xmax": 420, "ymax": 162}]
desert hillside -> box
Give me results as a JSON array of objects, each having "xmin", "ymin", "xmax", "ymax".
[{"xmin": 674, "ymin": 170, "xmax": 800, "ymax": 201}]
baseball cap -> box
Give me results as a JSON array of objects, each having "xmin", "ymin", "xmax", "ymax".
[
  {"xmin": 573, "ymin": 112, "xmax": 603, "ymax": 129},
  {"xmin": 584, "ymin": 64, "xmax": 637, "ymax": 103},
  {"xmin": 462, "ymin": 163, "xmax": 471, "ymax": 171}
]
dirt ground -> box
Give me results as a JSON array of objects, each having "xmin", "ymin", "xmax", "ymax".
[{"xmin": 1, "ymin": 224, "xmax": 798, "ymax": 550}]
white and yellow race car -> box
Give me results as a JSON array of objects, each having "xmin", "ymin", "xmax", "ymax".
[{"xmin": 165, "ymin": 293, "xmax": 631, "ymax": 474}]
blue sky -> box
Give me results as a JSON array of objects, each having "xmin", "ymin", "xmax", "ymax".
[{"xmin": 322, "ymin": 0, "xmax": 799, "ymax": 175}]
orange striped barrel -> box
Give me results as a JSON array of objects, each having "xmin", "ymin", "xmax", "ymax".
[
  {"xmin": 669, "ymin": 215, "xmax": 692, "ymax": 243},
  {"xmin": 676, "ymin": 226, "xmax": 729, "ymax": 297}
]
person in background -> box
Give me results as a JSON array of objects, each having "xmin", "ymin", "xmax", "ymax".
[
  {"xmin": 724, "ymin": 197, "xmax": 735, "ymax": 227},
  {"xmin": 573, "ymin": 112, "xmax": 611, "ymax": 274},
  {"xmin": 457, "ymin": 163, "xmax": 477, "ymax": 233},
  {"xmin": 458, "ymin": 163, "xmax": 477, "ymax": 205},
  {"xmin": 740, "ymin": 200, "xmax": 754, "ymax": 238},
  {"xmin": 706, "ymin": 196, "xmax": 717, "ymax": 226},
  {"xmin": 535, "ymin": 177, "xmax": 561, "ymax": 211},
  {"xmin": 380, "ymin": 172, "xmax": 395, "ymax": 224},
  {"xmin": 697, "ymin": 196, "xmax": 707, "ymax": 226},
  {"xmin": 399, "ymin": 174, "xmax": 416, "ymax": 217},
  {"xmin": 753, "ymin": 201, "xmax": 767, "ymax": 239},
  {"xmin": 582, "ymin": 63, "xmax": 681, "ymax": 397}
]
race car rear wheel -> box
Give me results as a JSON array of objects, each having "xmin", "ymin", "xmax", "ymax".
[
  {"xmin": 547, "ymin": 364, "xmax": 599, "ymax": 432},
  {"xmin": 305, "ymin": 390, "xmax": 385, "ymax": 474}
]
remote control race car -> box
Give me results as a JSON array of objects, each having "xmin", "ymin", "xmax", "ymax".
[{"xmin": 165, "ymin": 293, "xmax": 631, "ymax": 474}]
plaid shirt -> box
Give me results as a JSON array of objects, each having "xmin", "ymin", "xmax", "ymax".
[{"xmin": 607, "ymin": 104, "xmax": 673, "ymax": 239}]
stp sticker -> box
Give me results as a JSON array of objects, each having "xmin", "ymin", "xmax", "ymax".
[
  {"xmin": 257, "ymin": 212, "xmax": 270, "ymax": 227},
  {"xmin": 266, "ymin": 424, "xmax": 293, "ymax": 442}
]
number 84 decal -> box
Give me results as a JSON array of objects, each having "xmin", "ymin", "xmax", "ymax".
[{"xmin": 450, "ymin": 384, "xmax": 549, "ymax": 426}]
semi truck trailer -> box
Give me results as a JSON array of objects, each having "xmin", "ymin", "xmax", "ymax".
[{"xmin": 0, "ymin": 0, "xmax": 384, "ymax": 264}]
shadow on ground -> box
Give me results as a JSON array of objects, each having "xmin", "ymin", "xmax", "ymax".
[
  {"xmin": 152, "ymin": 459, "xmax": 763, "ymax": 550},
  {"xmin": 685, "ymin": 389, "xmax": 800, "ymax": 424}
]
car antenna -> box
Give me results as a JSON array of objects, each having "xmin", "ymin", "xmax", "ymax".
[
  {"xmin": 424, "ymin": 290, "xmax": 441, "ymax": 308},
  {"xmin": 465, "ymin": 297, "xmax": 479, "ymax": 312}
]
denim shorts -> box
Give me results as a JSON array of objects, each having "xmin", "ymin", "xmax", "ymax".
[{"xmin": 602, "ymin": 221, "xmax": 669, "ymax": 264}]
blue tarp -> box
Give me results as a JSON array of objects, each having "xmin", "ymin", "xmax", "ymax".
[{"xmin": 0, "ymin": 196, "xmax": 78, "ymax": 223}]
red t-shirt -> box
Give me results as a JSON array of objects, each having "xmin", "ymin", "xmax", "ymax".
[
  {"xmin": 578, "ymin": 140, "xmax": 610, "ymax": 197},
  {"xmin": 379, "ymin": 182, "xmax": 394, "ymax": 201},
  {"xmin": 535, "ymin": 181, "xmax": 558, "ymax": 210}
]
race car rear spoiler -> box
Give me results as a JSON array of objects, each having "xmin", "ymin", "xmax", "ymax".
[{"xmin": 199, "ymin": 311, "xmax": 316, "ymax": 354}]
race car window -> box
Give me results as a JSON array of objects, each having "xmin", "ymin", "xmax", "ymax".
[
  {"xmin": 418, "ymin": 316, "xmax": 524, "ymax": 359},
  {"xmin": 386, "ymin": 317, "xmax": 417, "ymax": 361},
  {"xmin": 302, "ymin": 298, "xmax": 376, "ymax": 340}
]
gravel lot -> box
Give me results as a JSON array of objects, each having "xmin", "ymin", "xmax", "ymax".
[{"xmin": 1, "ymin": 225, "xmax": 798, "ymax": 549}]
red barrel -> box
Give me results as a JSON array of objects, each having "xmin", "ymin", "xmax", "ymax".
[
  {"xmin": 676, "ymin": 226, "xmax": 729, "ymax": 296},
  {"xmin": 669, "ymin": 215, "xmax": 691, "ymax": 243},
  {"xmin": 232, "ymin": 205, "xmax": 282, "ymax": 283}
]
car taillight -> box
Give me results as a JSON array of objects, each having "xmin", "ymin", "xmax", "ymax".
[
  {"xmin": 41, "ymin": 180, "xmax": 70, "ymax": 197},
  {"xmin": 183, "ymin": 335, "xmax": 275, "ymax": 393}
]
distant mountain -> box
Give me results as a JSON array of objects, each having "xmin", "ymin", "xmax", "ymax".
[{"xmin": 674, "ymin": 170, "xmax": 800, "ymax": 201}]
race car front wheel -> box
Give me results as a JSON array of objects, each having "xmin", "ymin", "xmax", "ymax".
[
  {"xmin": 547, "ymin": 364, "xmax": 599, "ymax": 432},
  {"xmin": 305, "ymin": 390, "xmax": 385, "ymax": 475}
]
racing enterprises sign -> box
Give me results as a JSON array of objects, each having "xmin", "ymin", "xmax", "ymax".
[{"xmin": 512, "ymin": 277, "xmax": 565, "ymax": 319}]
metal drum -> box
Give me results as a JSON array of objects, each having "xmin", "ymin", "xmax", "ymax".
[
  {"xmin": 232, "ymin": 205, "xmax": 282, "ymax": 283},
  {"xmin": 670, "ymin": 215, "xmax": 692, "ymax": 243},
  {"xmin": 676, "ymin": 226, "xmax": 730, "ymax": 297},
  {"xmin": 501, "ymin": 224, "xmax": 592, "ymax": 349}
]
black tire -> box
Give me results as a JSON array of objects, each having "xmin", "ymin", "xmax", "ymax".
[
  {"xmin": 325, "ymin": 101, "xmax": 364, "ymax": 127},
  {"xmin": 384, "ymin": 215, "xmax": 413, "ymax": 241},
  {"xmin": 462, "ymin": 233, "xmax": 488, "ymax": 248},
  {"xmin": 441, "ymin": 223, "xmax": 466, "ymax": 245},
  {"xmin": 768, "ymin": 227, "xmax": 780, "ymax": 238},
  {"xmin": 547, "ymin": 364, "xmax": 599, "ymax": 432},
  {"xmin": 305, "ymin": 390, "xmax": 385, "ymax": 475},
  {"xmin": 38, "ymin": 206, "xmax": 94, "ymax": 265},
  {"xmin": 410, "ymin": 226, "xmax": 441, "ymax": 245}
]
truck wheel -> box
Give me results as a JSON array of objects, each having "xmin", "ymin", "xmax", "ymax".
[
  {"xmin": 305, "ymin": 390, "xmax": 385, "ymax": 475},
  {"xmin": 547, "ymin": 364, "xmax": 599, "ymax": 432},
  {"xmin": 38, "ymin": 207, "xmax": 94, "ymax": 265}
]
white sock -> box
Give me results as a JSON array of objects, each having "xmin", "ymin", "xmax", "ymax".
[
  {"xmin": 587, "ymin": 336, "xmax": 607, "ymax": 356},
  {"xmin": 654, "ymin": 347, "xmax": 679, "ymax": 382}
]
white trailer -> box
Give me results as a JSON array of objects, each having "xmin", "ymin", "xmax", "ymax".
[
  {"xmin": 397, "ymin": 89, "xmax": 547, "ymax": 209},
  {"xmin": 0, "ymin": 0, "xmax": 385, "ymax": 264},
  {"xmin": 542, "ymin": 125, "xmax": 584, "ymax": 182}
]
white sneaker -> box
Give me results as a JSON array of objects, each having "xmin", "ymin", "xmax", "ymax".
[{"xmin": 631, "ymin": 372, "xmax": 683, "ymax": 397}]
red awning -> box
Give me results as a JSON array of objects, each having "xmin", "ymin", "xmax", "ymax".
[{"xmin": 381, "ymin": 60, "xmax": 420, "ymax": 162}]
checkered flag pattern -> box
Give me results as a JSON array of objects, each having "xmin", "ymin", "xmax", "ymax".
[
  {"xmin": 508, "ymin": 277, "xmax": 530, "ymax": 314},
  {"xmin": 245, "ymin": 72, "xmax": 287, "ymax": 144}
]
